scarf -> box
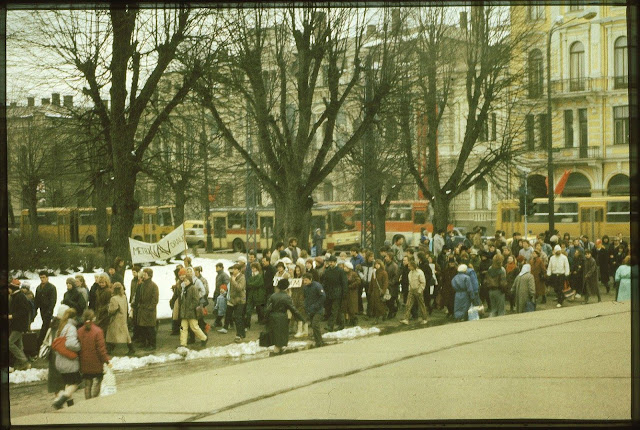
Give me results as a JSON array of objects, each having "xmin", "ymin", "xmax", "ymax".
[
  {"xmin": 506, "ymin": 262, "xmax": 517, "ymax": 273},
  {"xmin": 518, "ymin": 264, "xmax": 531, "ymax": 277}
]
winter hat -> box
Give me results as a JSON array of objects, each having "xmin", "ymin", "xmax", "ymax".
[
  {"xmin": 10, "ymin": 279, "xmax": 21, "ymax": 287},
  {"xmin": 178, "ymin": 268, "xmax": 187, "ymax": 276},
  {"xmin": 281, "ymin": 257, "xmax": 292, "ymax": 265},
  {"xmin": 554, "ymin": 245, "xmax": 562, "ymax": 252},
  {"xmin": 220, "ymin": 284, "xmax": 227, "ymax": 292},
  {"xmin": 21, "ymin": 280, "xmax": 31, "ymax": 289},
  {"xmin": 56, "ymin": 304, "xmax": 71, "ymax": 319},
  {"xmin": 237, "ymin": 256, "xmax": 247, "ymax": 263},
  {"xmin": 457, "ymin": 264, "xmax": 468, "ymax": 273},
  {"xmin": 344, "ymin": 261, "xmax": 354, "ymax": 270},
  {"xmin": 550, "ymin": 235, "xmax": 558, "ymax": 243}
]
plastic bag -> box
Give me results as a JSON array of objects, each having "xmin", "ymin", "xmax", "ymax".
[
  {"xmin": 100, "ymin": 364, "xmax": 117, "ymax": 396},
  {"xmin": 468, "ymin": 305, "xmax": 484, "ymax": 321},
  {"xmin": 38, "ymin": 328, "xmax": 52, "ymax": 359}
]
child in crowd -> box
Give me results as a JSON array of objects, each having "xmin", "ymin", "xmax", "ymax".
[{"xmin": 215, "ymin": 285, "xmax": 229, "ymax": 333}]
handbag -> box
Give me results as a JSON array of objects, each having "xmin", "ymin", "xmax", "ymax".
[
  {"xmin": 259, "ymin": 331, "xmax": 272, "ymax": 347},
  {"xmin": 100, "ymin": 364, "xmax": 117, "ymax": 396},
  {"xmin": 524, "ymin": 300, "xmax": 536, "ymax": 312},
  {"xmin": 376, "ymin": 278, "xmax": 391, "ymax": 301},
  {"xmin": 51, "ymin": 336, "xmax": 78, "ymax": 360}
]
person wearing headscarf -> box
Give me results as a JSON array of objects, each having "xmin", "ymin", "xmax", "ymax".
[
  {"xmin": 265, "ymin": 279, "xmax": 305, "ymax": 353},
  {"xmin": 505, "ymin": 255, "xmax": 520, "ymax": 311},
  {"xmin": 450, "ymin": 264, "xmax": 477, "ymax": 321},
  {"xmin": 614, "ymin": 256, "xmax": 631, "ymax": 302},
  {"xmin": 342, "ymin": 262, "xmax": 361, "ymax": 326},
  {"xmin": 511, "ymin": 264, "xmax": 536, "ymax": 313}
]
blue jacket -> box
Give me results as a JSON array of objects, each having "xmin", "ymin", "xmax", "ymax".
[
  {"xmin": 214, "ymin": 291, "xmax": 227, "ymax": 316},
  {"xmin": 466, "ymin": 268, "xmax": 480, "ymax": 302},
  {"xmin": 304, "ymin": 281, "xmax": 326, "ymax": 316},
  {"xmin": 350, "ymin": 254, "xmax": 365, "ymax": 270}
]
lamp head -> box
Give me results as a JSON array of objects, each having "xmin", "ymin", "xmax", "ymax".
[{"xmin": 582, "ymin": 11, "xmax": 597, "ymax": 20}]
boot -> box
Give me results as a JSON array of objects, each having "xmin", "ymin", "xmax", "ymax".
[
  {"xmin": 127, "ymin": 344, "xmax": 136, "ymax": 356},
  {"xmin": 303, "ymin": 322, "xmax": 309, "ymax": 337},
  {"xmin": 66, "ymin": 399, "xmax": 74, "ymax": 407},
  {"xmin": 294, "ymin": 321, "xmax": 304, "ymax": 338},
  {"xmin": 52, "ymin": 395, "xmax": 69, "ymax": 410}
]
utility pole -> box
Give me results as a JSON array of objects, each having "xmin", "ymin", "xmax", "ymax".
[{"xmin": 200, "ymin": 114, "xmax": 214, "ymax": 253}]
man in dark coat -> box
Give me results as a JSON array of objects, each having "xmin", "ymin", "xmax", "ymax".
[
  {"xmin": 88, "ymin": 274, "xmax": 99, "ymax": 311},
  {"xmin": 214, "ymin": 263, "xmax": 230, "ymax": 302},
  {"xmin": 35, "ymin": 271, "xmax": 57, "ymax": 350},
  {"xmin": 261, "ymin": 256, "xmax": 276, "ymax": 300},
  {"xmin": 302, "ymin": 273, "xmax": 326, "ymax": 347},
  {"xmin": 9, "ymin": 280, "xmax": 32, "ymax": 370},
  {"xmin": 137, "ymin": 268, "xmax": 159, "ymax": 350},
  {"xmin": 384, "ymin": 253, "xmax": 400, "ymax": 319},
  {"xmin": 62, "ymin": 278, "xmax": 87, "ymax": 316},
  {"xmin": 320, "ymin": 256, "xmax": 347, "ymax": 332}
]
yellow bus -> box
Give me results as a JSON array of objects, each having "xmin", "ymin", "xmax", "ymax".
[
  {"xmin": 208, "ymin": 203, "xmax": 360, "ymax": 252},
  {"xmin": 496, "ymin": 196, "xmax": 631, "ymax": 241},
  {"xmin": 20, "ymin": 205, "xmax": 176, "ymax": 245}
]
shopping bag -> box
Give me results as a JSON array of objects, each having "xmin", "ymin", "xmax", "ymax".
[
  {"xmin": 100, "ymin": 364, "xmax": 117, "ymax": 397},
  {"xmin": 38, "ymin": 328, "xmax": 52, "ymax": 359},
  {"xmin": 468, "ymin": 306, "xmax": 480, "ymax": 321}
]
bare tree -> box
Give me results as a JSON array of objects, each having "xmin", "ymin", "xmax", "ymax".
[
  {"xmin": 400, "ymin": 5, "xmax": 538, "ymax": 232},
  {"xmin": 196, "ymin": 6, "xmax": 404, "ymax": 250},
  {"xmin": 18, "ymin": 6, "xmax": 219, "ymax": 261}
]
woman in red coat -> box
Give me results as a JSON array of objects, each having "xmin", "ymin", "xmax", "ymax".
[{"xmin": 77, "ymin": 309, "xmax": 112, "ymax": 399}]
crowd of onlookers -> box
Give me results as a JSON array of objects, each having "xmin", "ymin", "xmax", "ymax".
[{"xmin": 6, "ymin": 229, "xmax": 633, "ymax": 409}]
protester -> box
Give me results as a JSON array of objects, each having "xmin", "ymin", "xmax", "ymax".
[
  {"xmin": 399, "ymin": 260, "xmax": 429, "ymax": 325},
  {"xmin": 62, "ymin": 277, "xmax": 86, "ymax": 316},
  {"xmin": 35, "ymin": 271, "xmax": 57, "ymax": 350},
  {"xmin": 485, "ymin": 255, "xmax": 507, "ymax": 317},
  {"xmin": 106, "ymin": 282, "xmax": 135, "ymax": 356},
  {"xmin": 594, "ymin": 239, "xmax": 612, "ymax": 293},
  {"xmin": 94, "ymin": 273, "xmax": 113, "ymax": 339},
  {"xmin": 178, "ymin": 273, "xmax": 208, "ymax": 348},
  {"xmin": 77, "ymin": 309, "xmax": 112, "ymax": 400},
  {"xmin": 265, "ymin": 279, "xmax": 305, "ymax": 354},
  {"xmin": 52, "ymin": 308, "xmax": 81, "ymax": 410},
  {"xmin": 384, "ymin": 253, "xmax": 400, "ymax": 320},
  {"xmin": 505, "ymin": 255, "xmax": 519, "ymax": 311},
  {"xmin": 614, "ymin": 256, "xmax": 631, "ymax": 302},
  {"xmin": 47, "ymin": 305, "xmax": 69, "ymax": 401},
  {"xmin": 214, "ymin": 285, "xmax": 228, "ymax": 328},
  {"xmin": 137, "ymin": 268, "xmax": 159, "ymax": 350},
  {"xmin": 440, "ymin": 257, "xmax": 458, "ymax": 318},
  {"xmin": 547, "ymin": 245, "xmax": 570, "ymax": 308},
  {"xmin": 321, "ymin": 255, "xmax": 347, "ymax": 331},
  {"xmin": 228, "ymin": 264, "xmax": 247, "ymax": 342},
  {"xmin": 246, "ymin": 262, "xmax": 266, "ymax": 329},
  {"xmin": 511, "ymin": 264, "xmax": 536, "ymax": 313},
  {"xmin": 530, "ymin": 250, "xmax": 547, "ymax": 304},
  {"xmin": 342, "ymin": 262, "xmax": 360, "ymax": 326},
  {"xmin": 8, "ymin": 280, "xmax": 32, "ymax": 371},
  {"xmin": 302, "ymin": 273, "xmax": 326, "ymax": 348},
  {"xmin": 368, "ymin": 259, "xmax": 389, "ymax": 324},
  {"xmin": 450, "ymin": 264, "xmax": 477, "ymax": 322},
  {"xmin": 88, "ymin": 274, "xmax": 99, "ymax": 311},
  {"xmin": 74, "ymin": 275, "xmax": 90, "ymax": 305},
  {"xmin": 583, "ymin": 249, "xmax": 601, "ymax": 304}
]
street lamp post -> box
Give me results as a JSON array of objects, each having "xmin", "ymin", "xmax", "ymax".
[{"xmin": 546, "ymin": 11, "xmax": 596, "ymax": 235}]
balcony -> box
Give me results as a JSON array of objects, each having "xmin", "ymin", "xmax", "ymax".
[
  {"xmin": 549, "ymin": 77, "xmax": 608, "ymax": 94},
  {"xmin": 552, "ymin": 145, "xmax": 601, "ymax": 161}
]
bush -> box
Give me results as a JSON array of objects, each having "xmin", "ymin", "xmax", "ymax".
[{"xmin": 8, "ymin": 234, "xmax": 105, "ymax": 275}]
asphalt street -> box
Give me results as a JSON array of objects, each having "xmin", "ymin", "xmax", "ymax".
[{"xmin": 10, "ymin": 300, "xmax": 632, "ymax": 425}]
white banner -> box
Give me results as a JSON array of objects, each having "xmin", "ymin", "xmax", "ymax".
[
  {"xmin": 129, "ymin": 224, "xmax": 187, "ymax": 264},
  {"xmin": 289, "ymin": 278, "xmax": 302, "ymax": 289}
]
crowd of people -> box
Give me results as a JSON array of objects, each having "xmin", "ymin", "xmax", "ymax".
[{"xmin": 6, "ymin": 230, "xmax": 634, "ymax": 408}]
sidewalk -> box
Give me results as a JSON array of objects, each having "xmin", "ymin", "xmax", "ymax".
[{"xmin": 11, "ymin": 300, "xmax": 631, "ymax": 425}]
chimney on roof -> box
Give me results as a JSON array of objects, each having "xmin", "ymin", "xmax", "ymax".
[
  {"xmin": 27, "ymin": 97, "xmax": 34, "ymax": 107},
  {"xmin": 63, "ymin": 95, "xmax": 73, "ymax": 108},
  {"xmin": 460, "ymin": 11, "xmax": 468, "ymax": 31},
  {"xmin": 367, "ymin": 24, "xmax": 377, "ymax": 38},
  {"xmin": 392, "ymin": 9, "xmax": 400, "ymax": 33},
  {"xmin": 52, "ymin": 93, "xmax": 61, "ymax": 106},
  {"xmin": 41, "ymin": 98, "xmax": 50, "ymax": 106}
]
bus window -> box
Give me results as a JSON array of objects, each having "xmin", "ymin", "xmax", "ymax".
[
  {"xmin": 607, "ymin": 201, "xmax": 630, "ymax": 223},
  {"xmin": 37, "ymin": 212, "xmax": 58, "ymax": 226},
  {"xmin": 228, "ymin": 212, "xmax": 246, "ymax": 229},
  {"xmin": 329, "ymin": 211, "xmax": 354, "ymax": 232},
  {"xmin": 530, "ymin": 203, "xmax": 578, "ymax": 223},
  {"xmin": 79, "ymin": 212, "xmax": 95, "ymax": 225},
  {"xmin": 413, "ymin": 210, "xmax": 426, "ymax": 225},
  {"xmin": 157, "ymin": 207, "xmax": 173, "ymax": 226},
  {"xmin": 213, "ymin": 217, "xmax": 227, "ymax": 238},
  {"xmin": 260, "ymin": 216, "xmax": 274, "ymax": 235},
  {"xmin": 311, "ymin": 215, "xmax": 326, "ymax": 232},
  {"xmin": 389, "ymin": 207, "xmax": 412, "ymax": 221}
]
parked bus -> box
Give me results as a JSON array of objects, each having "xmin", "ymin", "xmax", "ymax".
[
  {"xmin": 20, "ymin": 205, "xmax": 176, "ymax": 245},
  {"xmin": 349, "ymin": 200, "xmax": 433, "ymax": 247},
  {"xmin": 208, "ymin": 203, "xmax": 360, "ymax": 252},
  {"xmin": 496, "ymin": 196, "xmax": 631, "ymax": 241}
]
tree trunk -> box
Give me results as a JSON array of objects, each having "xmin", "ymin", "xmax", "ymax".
[
  {"xmin": 273, "ymin": 190, "xmax": 314, "ymax": 253},
  {"xmin": 374, "ymin": 204, "xmax": 388, "ymax": 255},
  {"xmin": 432, "ymin": 195, "xmax": 451, "ymax": 234},
  {"xmin": 174, "ymin": 184, "xmax": 186, "ymax": 227},
  {"xmin": 108, "ymin": 166, "xmax": 138, "ymax": 264},
  {"xmin": 94, "ymin": 178, "xmax": 110, "ymax": 247},
  {"xmin": 24, "ymin": 185, "xmax": 38, "ymax": 240}
]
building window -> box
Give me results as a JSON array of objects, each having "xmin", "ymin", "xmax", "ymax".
[
  {"xmin": 570, "ymin": 42, "xmax": 585, "ymax": 91},
  {"xmin": 614, "ymin": 106, "xmax": 629, "ymax": 145},
  {"xmin": 564, "ymin": 110, "xmax": 574, "ymax": 148},
  {"xmin": 526, "ymin": 114, "xmax": 535, "ymax": 150},
  {"xmin": 528, "ymin": 49, "xmax": 544, "ymax": 98},
  {"xmin": 614, "ymin": 36, "xmax": 628, "ymax": 89},
  {"xmin": 569, "ymin": 1, "xmax": 584, "ymax": 11},
  {"xmin": 475, "ymin": 179, "xmax": 489, "ymax": 210},
  {"xmin": 578, "ymin": 108, "xmax": 588, "ymax": 156},
  {"xmin": 538, "ymin": 114, "xmax": 548, "ymax": 149},
  {"xmin": 479, "ymin": 115, "xmax": 488, "ymax": 141},
  {"xmin": 527, "ymin": 3, "xmax": 545, "ymax": 20}
]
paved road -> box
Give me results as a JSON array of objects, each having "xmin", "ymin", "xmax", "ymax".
[{"xmin": 11, "ymin": 301, "xmax": 631, "ymax": 425}]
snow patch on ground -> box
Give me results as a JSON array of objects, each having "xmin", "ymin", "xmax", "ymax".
[
  {"xmin": 8, "ymin": 326, "xmax": 381, "ymax": 384},
  {"xmin": 322, "ymin": 326, "xmax": 381, "ymax": 340},
  {"xmin": 8, "ymin": 368, "xmax": 48, "ymax": 384}
]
